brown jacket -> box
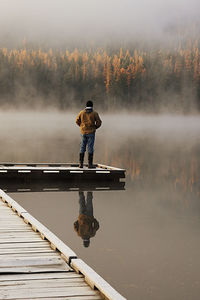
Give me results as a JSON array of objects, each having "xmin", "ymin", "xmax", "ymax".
[
  {"xmin": 76, "ymin": 109, "xmax": 102, "ymax": 134},
  {"xmin": 74, "ymin": 214, "xmax": 100, "ymax": 239}
]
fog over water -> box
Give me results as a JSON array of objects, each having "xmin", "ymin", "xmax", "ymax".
[
  {"xmin": 0, "ymin": 111, "xmax": 199, "ymax": 162},
  {"xmin": 0, "ymin": 111, "xmax": 199, "ymax": 299}
]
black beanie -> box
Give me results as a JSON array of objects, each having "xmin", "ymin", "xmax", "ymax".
[{"xmin": 86, "ymin": 100, "xmax": 93, "ymax": 107}]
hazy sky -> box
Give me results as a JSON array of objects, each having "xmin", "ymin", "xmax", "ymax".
[{"xmin": 0, "ymin": 0, "xmax": 199, "ymax": 46}]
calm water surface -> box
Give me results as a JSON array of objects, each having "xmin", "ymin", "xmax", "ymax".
[{"xmin": 1, "ymin": 111, "xmax": 200, "ymax": 300}]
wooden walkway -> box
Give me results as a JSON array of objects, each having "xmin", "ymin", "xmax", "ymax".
[{"xmin": 0, "ymin": 190, "xmax": 126, "ymax": 300}]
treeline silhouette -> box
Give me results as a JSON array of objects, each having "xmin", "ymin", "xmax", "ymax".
[{"xmin": 0, "ymin": 41, "xmax": 200, "ymax": 111}]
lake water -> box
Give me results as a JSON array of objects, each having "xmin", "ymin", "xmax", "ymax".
[{"xmin": 1, "ymin": 111, "xmax": 200, "ymax": 300}]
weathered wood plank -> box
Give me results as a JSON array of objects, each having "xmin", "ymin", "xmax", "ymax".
[
  {"xmin": 2, "ymin": 297, "xmax": 102, "ymax": 300},
  {"xmin": 0, "ymin": 218, "xmax": 25, "ymax": 221},
  {"xmin": 0, "ymin": 286, "xmax": 98, "ymax": 299},
  {"xmin": 0, "ymin": 216, "xmax": 24, "ymax": 220},
  {"xmin": 0, "ymin": 221, "xmax": 27, "ymax": 225},
  {"xmin": 0, "ymin": 235, "xmax": 41, "ymax": 241},
  {"xmin": 0, "ymin": 248, "xmax": 55, "ymax": 254},
  {"xmin": 0, "ymin": 242, "xmax": 50, "ymax": 248},
  {"xmin": 0, "ymin": 234, "xmax": 43, "ymax": 240},
  {"xmin": 0, "ymin": 281, "xmax": 88, "ymax": 289},
  {"xmin": 0, "ymin": 209, "xmax": 16, "ymax": 212},
  {"xmin": 0, "ymin": 257, "xmax": 66, "ymax": 267},
  {"xmin": 0, "ymin": 272, "xmax": 83, "ymax": 281},
  {"xmin": 0, "ymin": 278, "xmax": 85, "ymax": 287},
  {"xmin": 0, "ymin": 229, "xmax": 33, "ymax": 233},
  {"xmin": 0, "ymin": 238, "xmax": 42, "ymax": 243},
  {"xmin": 0, "ymin": 232, "xmax": 41, "ymax": 237},
  {"xmin": 0, "ymin": 253, "xmax": 61, "ymax": 258},
  {"xmin": 0, "ymin": 228, "xmax": 30, "ymax": 231},
  {"xmin": 0, "ymin": 265, "xmax": 71, "ymax": 274},
  {"xmin": 22, "ymin": 297, "xmax": 102, "ymax": 300}
]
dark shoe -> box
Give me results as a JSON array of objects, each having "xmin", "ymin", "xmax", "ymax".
[
  {"xmin": 79, "ymin": 153, "xmax": 84, "ymax": 168},
  {"xmin": 88, "ymin": 153, "xmax": 95, "ymax": 168}
]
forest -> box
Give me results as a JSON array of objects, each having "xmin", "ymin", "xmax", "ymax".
[{"xmin": 0, "ymin": 40, "xmax": 200, "ymax": 111}]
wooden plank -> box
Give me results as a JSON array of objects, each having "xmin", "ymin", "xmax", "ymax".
[
  {"xmin": 0, "ymin": 216, "xmax": 19, "ymax": 218},
  {"xmin": 97, "ymin": 163, "xmax": 125, "ymax": 171},
  {"xmin": 0, "ymin": 266, "xmax": 71, "ymax": 273},
  {"xmin": 0, "ymin": 257, "xmax": 66, "ymax": 267},
  {"xmin": 0, "ymin": 229, "xmax": 33, "ymax": 232},
  {"xmin": 0, "ymin": 230, "xmax": 42, "ymax": 239},
  {"xmin": 0, "ymin": 248, "xmax": 57, "ymax": 253},
  {"xmin": 22, "ymin": 297, "xmax": 102, "ymax": 300},
  {"xmin": 0, "ymin": 238, "xmax": 42, "ymax": 243},
  {"xmin": 0, "ymin": 210, "xmax": 16, "ymax": 213},
  {"xmin": 0, "ymin": 162, "xmax": 75, "ymax": 166},
  {"xmin": 0, "ymin": 215, "xmax": 23, "ymax": 218},
  {"xmin": 0, "ymin": 232, "xmax": 39, "ymax": 237},
  {"xmin": 0, "ymin": 217, "xmax": 25, "ymax": 220},
  {"xmin": 0, "ymin": 231, "xmax": 41, "ymax": 237},
  {"xmin": 0, "ymin": 242, "xmax": 50, "ymax": 249},
  {"xmin": 0, "ymin": 217, "xmax": 26, "ymax": 221},
  {"xmin": 0, "ymin": 253, "xmax": 61, "ymax": 258},
  {"xmin": 0, "ymin": 220, "xmax": 26, "ymax": 224},
  {"xmin": 0, "ymin": 234, "xmax": 41, "ymax": 239},
  {"xmin": 0, "ymin": 286, "xmax": 99, "ymax": 299},
  {"xmin": 0, "ymin": 211, "xmax": 16, "ymax": 214},
  {"xmin": 0, "ymin": 162, "xmax": 76, "ymax": 166},
  {"xmin": 0, "ymin": 208, "xmax": 16, "ymax": 212},
  {"xmin": 0, "ymin": 260, "xmax": 71, "ymax": 273},
  {"xmin": 0, "ymin": 224, "xmax": 26, "ymax": 227},
  {"xmin": 0, "ymin": 222, "xmax": 29, "ymax": 225},
  {"xmin": 0, "ymin": 248, "xmax": 55, "ymax": 254},
  {"xmin": 0, "ymin": 219, "xmax": 25, "ymax": 222},
  {"xmin": 0, "ymin": 226, "xmax": 33, "ymax": 229},
  {"xmin": 0, "ymin": 281, "xmax": 87, "ymax": 289},
  {"xmin": 0, "ymin": 216, "xmax": 19, "ymax": 219},
  {"xmin": 0, "ymin": 278, "xmax": 85, "ymax": 286},
  {"xmin": 0, "ymin": 272, "xmax": 83, "ymax": 281}
]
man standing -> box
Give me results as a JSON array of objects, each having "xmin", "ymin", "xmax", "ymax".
[{"xmin": 76, "ymin": 100, "xmax": 102, "ymax": 168}]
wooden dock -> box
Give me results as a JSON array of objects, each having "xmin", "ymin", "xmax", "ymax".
[
  {"xmin": 0, "ymin": 163, "xmax": 125, "ymax": 182},
  {"xmin": 0, "ymin": 190, "xmax": 126, "ymax": 300}
]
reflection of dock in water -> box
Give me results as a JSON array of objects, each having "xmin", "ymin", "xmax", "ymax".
[
  {"xmin": 1, "ymin": 180, "xmax": 125, "ymax": 193},
  {"xmin": 0, "ymin": 180, "xmax": 126, "ymax": 299}
]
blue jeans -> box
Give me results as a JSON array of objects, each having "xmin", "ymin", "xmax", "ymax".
[
  {"xmin": 79, "ymin": 191, "xmax": 93, "ymax": 217},
  {"xmin": 80, "ymin": 132, "xmax": 95, "ymax": 154}
]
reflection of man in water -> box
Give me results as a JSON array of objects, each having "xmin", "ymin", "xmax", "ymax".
[{"xmin": 74, "ymin": 191, "xmax": 99, "ymax": 247}]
